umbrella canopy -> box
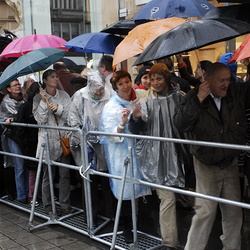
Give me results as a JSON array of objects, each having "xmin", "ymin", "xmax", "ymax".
[
  {"xmin": 228, "ymin": 35, "xmax": 250, "ymax": 63},
  {"xmin": 202, "ymin": 4, "xmax": 250, "ymax": 23},
  {"xmin": 0, "ymin": 47, "xmax": 65, "ymax": 89},
  {"xmin": 64, "ymin": 32, "xmax": 123, "ymax": 55},
  {"xmin": 100, "ymin": 19, "xmax": 137, "ymax": 35},
  {"xmin": 0, "ymin": 34, "xmax": 68, "ymax": 58},
  {"xmin": 113, "ymin": 17, "xmax": 186, "ymax": 67},
  {"xmin": 134, "ymin": 18, "xmax": 250, "ymax": 65},
  {"xmin": 133, "ymin": 0, "xmax": 215, "ymax": 21}
]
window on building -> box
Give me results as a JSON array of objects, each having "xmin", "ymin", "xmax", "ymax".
[
  {"xmin": 119, "ymin": 0, "xmax": 125, "ymax": 9},
  {"xmin": 51, "ymin": 0, "xmax": 79, "ymax": 9},
  {"xmin": 52, "ymin": 22, "xmax": 80, "ymax": 40}
]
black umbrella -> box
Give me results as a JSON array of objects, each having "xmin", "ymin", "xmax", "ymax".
[
  {"xmin": 100, "ymin": 19, "xmax": 137, "ymax": 35},
  {"xmin": 202, "ymin": 4, "xmax": 250, "ymax": 23},
  {"xmin": 134, "ymin": 18, "xmax": 250, "ymax": 65}
]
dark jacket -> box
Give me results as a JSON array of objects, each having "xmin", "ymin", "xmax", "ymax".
[
  {"xmin": 179, "ymin": 66, "xmax": 201, "ymax": 88},
  {"xmin": 15, "ymin": 82, "xmax": 39, "ymax": 170},
  {"xmin": 170, "ymin": 72, "xmax": 191, "ymax": 93},
  {"xmin": 174, "ymin": 82, "xmax": 249, "ymax": 166}
]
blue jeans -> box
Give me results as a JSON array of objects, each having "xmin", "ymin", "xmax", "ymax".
[{"xmin": 8, "ymin": 138, "xmax": 28, "ymax": 200}]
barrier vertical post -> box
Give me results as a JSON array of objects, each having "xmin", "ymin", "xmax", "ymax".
[
  {"xmin": 128, "ymin": 138, "xmax": 138, "ymax": 248},
  {"xmin": 110, "ymin": 157, "xmax": 129, "ymax": 250},
  {"xmin": 28, "ymin": 143, "xmax": 45, "ymax": 228}
]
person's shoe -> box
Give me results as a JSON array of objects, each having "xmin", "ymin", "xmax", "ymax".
[
  {"xmin": 44, "ymin": 205, "xmax": 52, "ymax": 214},
  {"xmin": 122, "ymin": 229, "xmax": 133, "ymax": 244},
  {"xmin": 61, "ymin": 207, "xmax": 76, "ymax": 216},
  {"xmin": 18, "ymin": 199, "xmax": 28, "ymax": 204},
  {"xmin": 30, "ymin": 200, "xmax": 39, "ymax": 207}
]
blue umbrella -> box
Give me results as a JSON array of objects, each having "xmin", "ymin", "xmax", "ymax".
[
  {"xmin": 133, "ymin": 0, "xmax": 215, "ymax": 21},
  {"xmin": 0, "ymin": 47, "xmax": 65, "ymax": 89},
  {"xmin": 64, "ymin": 32, "xmax": 123, "ymax": 55}
]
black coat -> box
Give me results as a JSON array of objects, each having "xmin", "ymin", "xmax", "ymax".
[{"xmin": 15, "ymin": 82, "xmax": 40, "ymax": 170}]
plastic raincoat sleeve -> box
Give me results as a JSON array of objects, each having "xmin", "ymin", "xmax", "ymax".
[
  {"xmin": 100, "ymin": 101, "xmax": 124, "ymax": 143},
  {"xmin": 0, "ymin": 95, "xmax": 23, "ymax": 121},
  {"xmin": 68, "ymin": 91, "xmax": 82, "ymax": 146}
]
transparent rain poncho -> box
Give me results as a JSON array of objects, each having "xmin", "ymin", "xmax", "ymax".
[
  {"xmin": 68, "ymin": 71, "xmax": 110, "ymax": 146},
  {"xmin": 130, "ymin": 86, "xmax": 192, "ymax": 187},
  {"xmin": 100, "ymin": 91, "xmax": 151, "ymax": 200},
  {"xmin": 87, "ymin": 71, "xmax": 105, "ymax": 100}
]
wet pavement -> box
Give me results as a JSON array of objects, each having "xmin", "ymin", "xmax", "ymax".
[
  {"xmin": 0, "ymin": 203, "xmax": 109, "ymax": 250},
  {"xmin": 0, "ymin": 187, "xmax": 250, "ymax": 250}
]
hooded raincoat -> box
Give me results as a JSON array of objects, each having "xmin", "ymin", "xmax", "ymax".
[
  {"xmin": 100, "ymin": 90, "xmax": 151, "ymax": 200},
  {"xmin": 129, "ymin": 85, "xmax": 191, "ymax": 187},
  {"xmin": 68, "ymin": 71, "xmax": 112, "ymax": 171},
  {"xmin": 69, "ymin": 73, "xmax": 110, "ymax": 143}
]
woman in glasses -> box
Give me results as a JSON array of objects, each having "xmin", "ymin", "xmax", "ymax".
[{"xmin": 0, "ymin": 79, "xmax": 28, "ymax": 204}]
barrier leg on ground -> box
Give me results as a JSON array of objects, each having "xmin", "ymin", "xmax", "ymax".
[
  {"xmin": 128, "ymin": 139, "xmax": 138, "ymax": 249},
  {"xmin": 28, "ymin": 143, "xmax": 45, "ymax": 231},
  {"xmin": 110, "ymin": 157, "xmax": 129, "ymax": 250}
]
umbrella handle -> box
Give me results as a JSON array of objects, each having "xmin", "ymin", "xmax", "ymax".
[{"xmin": 44, "ymin": 97, "xmax": 50, "ymax": 105}]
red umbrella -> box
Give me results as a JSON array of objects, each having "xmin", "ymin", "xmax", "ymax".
[
  {"xmin": 228, "ymin": 35, "xmax": 250, "ymax": 63},
  {"xmin": 0, "ymin": 34, "xmax": 68, "ymax": 58}
]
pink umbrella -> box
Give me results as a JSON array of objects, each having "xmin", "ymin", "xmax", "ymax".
[{"xmin": 0, "ymin": 34, "xmax": 68, "ymax": 58}]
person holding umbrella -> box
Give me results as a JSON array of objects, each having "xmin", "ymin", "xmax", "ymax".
[
  {"xmin": 33, "ymin": 69, "xmax": 73, "ymax": 215},
  {"xmin": 174, "ymin": 62, "xmax": 249, "ymax": 250},
  {"xmin": 176, "ymin": 54, "xmax": 212, "ymax": 87}
]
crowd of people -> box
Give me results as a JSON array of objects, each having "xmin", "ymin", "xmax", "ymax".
[{"xmin": 0, "ymin": 53, "xmax": 249, "ymax": 250}]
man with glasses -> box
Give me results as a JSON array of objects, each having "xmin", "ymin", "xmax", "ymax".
[{"xmin": 0, "ymin": 79, "xmax": 28, "ymax": 204}]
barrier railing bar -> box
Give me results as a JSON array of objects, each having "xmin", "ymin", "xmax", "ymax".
[
  {"xmin": 84, "ymin": 130, "xmax": 250, "ymax": 211},
  {"xmin": 1, "ymin": 121, "xmax": 250, "ymax": 249},
  {"xmin": 87, "ymin": 131, "xmax": 250, "ymax": 151}
]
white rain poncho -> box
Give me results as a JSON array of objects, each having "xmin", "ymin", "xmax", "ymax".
[
  {"xmin": 129, "ymin": 85, "xmax": 192, "ymax": 187},
  {"xmin": 69, "ymin": 71, "xmax": 110, "ymax": 146},
  {"xmin": 100, "ymin": 90, "xmax": 151, "ymax": 200}
]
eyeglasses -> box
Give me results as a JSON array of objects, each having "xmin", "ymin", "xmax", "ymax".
[{"xmin": 10, "ymin": 83, "xmax": 21, "ymax": 88}]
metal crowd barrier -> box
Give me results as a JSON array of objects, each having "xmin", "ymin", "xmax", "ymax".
[{"xmin": 0, "ymin": 122, "xmax": 250, "ymax": 250}]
